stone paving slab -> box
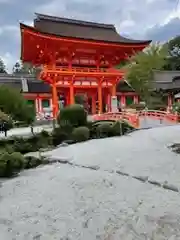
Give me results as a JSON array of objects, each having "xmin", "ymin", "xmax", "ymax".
[
  {"xmin": 1, "ymin": 164, "xmax": 180, "ymax": 239},
  {"xmin": 44, "ymin": 125, "xmax": 180, "ymax": 189}
]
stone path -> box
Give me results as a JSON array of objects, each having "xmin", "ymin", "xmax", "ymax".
[{"xmin": 0, "ymin": 125, "xmax": 52, "ymax": 139}]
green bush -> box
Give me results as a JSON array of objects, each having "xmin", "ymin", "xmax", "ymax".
[
  {"xmin": 89, "ymin": 120, "xmax": 114, "ymax": 138},
  {"xmin": 10, "ymin": 152, "xmax": 24, "ymax": 171},
  {"xmin": 72, "ymin": 126, "xmax": 90, "ymax": 142},
  {"xmin": 128, "ymin": 103, "xmax": 145, "ymax": 111},
  {"xmin": 147, "ymin": 103, "xmax": 166, "ymax": 111},
  {"xmin": 172, "ymin": 102, "xmax": 180, "ymax": 114},
  {"xmin": 96, "ymin": 122, "xmax": 112, "ymax": 138},
  {"xmin": 0, "ymin": 152, "xmax": 24, "ymax": 177},
  {"xmin": 111, "ymin": 121, "xmax": 123, "ymax": 136},
  {"xmin": 58, "ymin": 104, "xmax": 87, "ymax": 128},
  {"xmin": 0, "ymin": 154, "xmax": 7, "ymax": 177},
  {"xmin": 13, "ymin": 139, "xmax": 35, "ymax": 154},
  {"xmin": 52, "ymin": 127, "xmax": 69, "ymax": 146},
  {"xmin": 24, "ymin": 156, "xmax": 43, "ymax": 169}
]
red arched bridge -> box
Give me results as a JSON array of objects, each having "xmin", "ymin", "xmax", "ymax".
[{"xmin": 92, "ymin": 110, "xmax": 179, "ymax": 129}]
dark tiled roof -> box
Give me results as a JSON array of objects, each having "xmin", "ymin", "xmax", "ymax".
[
  {"xmin": 116, "ymin": 80, "xmax": 135, "ymax": 92},
  {"xmin": 33, "ymin": 13, "xmax": 151, "ymax": 45},
  {"xmin": 0, "ymin": 74, "xmax": 22, "ymax": 91},
  {"xmin": 0, "ymin": 73, "xmax": 51, "ymax": 93},
  {"xmin": 153, "ymin": 71, "xmax": 180, "ymax": 90},
  {"xmin": 27, "ymin": 80, "xmax": 51, "ymax": 93}
]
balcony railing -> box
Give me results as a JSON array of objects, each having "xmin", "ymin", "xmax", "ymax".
[{"xmin": 43, "ymin": 66, "xmax": 124, "ymax": 76}]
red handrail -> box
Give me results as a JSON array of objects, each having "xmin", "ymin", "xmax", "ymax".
[
  {"xmin": 44, "ymin": 66, "xmax": 124, "ymax": 74},
  {"xmin": 92, "ymin": 110, "xmax": 179, "ymax": 129},
  {"xmin": 138, "ymin": 110, "xmax": 179, "ymax": 122}
]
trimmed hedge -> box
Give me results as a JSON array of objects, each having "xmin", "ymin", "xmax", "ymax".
[
  {"xmin": 72, "ymin": 126, "xmax": 90, "ymax": 142},
  {"xmin": 0, "ymin": 130, "xmax": 52, "ymax": 154},
  {"xmin": 58, "ymin": 104, "xmax": 87, "ymax": 127},
  {"xmin": 89, "ymin": 120, "xmax": 135, "ymax": 138},
  {"xmin": 96, "ymin": 122, "xmax": 112, "ymax": 138},
  {"xmin": 0, "ymin": 152, "xmax": 24, "ymax": 177},
  {"xmin": 52, "ymin": 127, "xmax": 69, "ymax": 146}
]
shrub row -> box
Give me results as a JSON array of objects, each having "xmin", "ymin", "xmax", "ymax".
[
  {"xmin": 0, "ymin": 130, "xmax": 52, "ymax": 154},
  {"xmin": 0, "ymin": 152, "xmax": 48, "ymax": 178},
  {"xmin": 0, "ymin": 104, "xmax": 135, "ymax": 178},
  {"xmin": 52, "ymin": 120, "xmax": 134, "ymax": 145}
]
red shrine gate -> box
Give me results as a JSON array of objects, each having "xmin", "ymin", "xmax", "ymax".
[{"xmin": 20, "ymin": 13, "xmax": 151, "ymax": 118}]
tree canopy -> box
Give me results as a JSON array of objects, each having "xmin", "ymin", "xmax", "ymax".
[
  {"xmin": 163, "ymin": 36, "xmax": 180, "ymax": 70},
  {"xmin": 12, "ymin": 61, "xmax": 37, "ymax": 74},
  {"xmin": 0, "ymin": 85, "xmax": 35, "ymax": 124},
  {"xmin": 0, "ymin": 58, "xmax": 7, "ymax": 73},
  {"xmin": 123, "ymin": 43, "xmax": 168, "ymax": 102}
]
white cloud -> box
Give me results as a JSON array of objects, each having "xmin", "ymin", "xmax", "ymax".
[
  {"xmin": 36, "ymin": 0, "xmax": 176, "ymax": 38},
  {"xmin": 162, "ymin": 0, "xmax": 180, "ymax": 25},
  {"xmin": 0, "ymin": 0, "xmax": 178, "ymax": 71},
  {"xmin": 1, "ymin": 52, "xmax": 17, "ymax": 73},
  {"xmin": 0, "ymin": 24, "xmax": 19, "ymax": 40}
]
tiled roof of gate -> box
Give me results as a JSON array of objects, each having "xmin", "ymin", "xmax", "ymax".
[
  {"xmin": 33, "ymin": 13, "xmax": 151, "ymax": 45},
  {"xmin": 0, "ymin": 74, "xmax": 22, "ymax": 91},
  {"xmin": 27, "ymin": 80, "xmax": 51, "ymax": 93},
  {"xmin": 153, "ymin": 71, "xmax": 180, "ymax": 90},
  {"xmin": 0, "ymin": 71, "xmax": 179, "ymax": 94},
  {"xmin": 116, "ymin": 80, "xmax": 135, "ymax": 92}
]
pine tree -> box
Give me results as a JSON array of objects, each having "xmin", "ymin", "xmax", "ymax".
[
  {"xmin": 0, "ymin": 58, "xmax": 7, "ymax": 73},
  {"xmin": 12, "ymin": 62, "xmax": 21, "ymax": 74}
]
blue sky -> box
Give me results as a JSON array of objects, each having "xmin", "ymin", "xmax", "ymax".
[{"xmin": 0, "ymin": 0, "xmax": 180, "ymax": 72}]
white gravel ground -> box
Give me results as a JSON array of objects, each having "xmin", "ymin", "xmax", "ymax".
[{"xmin": 1, "ymin": 124, "xmax": 180, "ymax": 239}]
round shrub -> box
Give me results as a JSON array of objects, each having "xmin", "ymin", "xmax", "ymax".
[
  {"xmin": 72, "ymin": 126, "xmax": 90, "ymax": 142},
  {"xmin": 0, "ymin": 153, "xmax": 7, "ymax": 177},
  {"xmin": 40, "ymin": 130, "xmax": 50, "ymax": 138},
  {"xmin": 111, "ymin": 121, "xmax": 123, "ymax": 136},
  {"xmin": 58, "ymin": 104, "xmax": 87, "ymax": 127},
  {"xmin": 111, "ymin": 121, "xmax": 134, "ymax": 136},
  {"xmin": 52, "ymin": 127, "xmax": 69, "ymax": 146},
  {"xmin": 96, "ymin": 122, "xmax": 112, "ymax": 138},
  {"xmin": 10, "ymin": 152, "xmax": 24, "ymax": 171},
  {"xmin": 13, "ymin": 139, "xmax": 34, "ymax": 154},
  {"xmin": 5, "ymin": 144, "xmax": 14, "ymax": 153},
  {"xmin": 24, "ymin": 156, "xmax": 42, "ymax": 169},
  {"xmin": 0, "ymin": 152, "xmax": 24, "ymax": 177},
  {"xmin": 90, "ymin": 120, "xmax": 114, "ymax": 138}
]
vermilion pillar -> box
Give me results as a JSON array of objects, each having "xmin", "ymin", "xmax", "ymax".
[
  {"xmin": 111, "ymin": 84, "xmax": 116, "ymax": 97},
  {"xmin": 98, "ymin": 83, "xmax": 102, "ymax": 114},
  {"xmin": 35, "ymin": 97, "xmax": 40, "ymax": 113},
  {"xmin": 133, "ymin": 95, "xmax": 139, "ymax": 104},
  {"xmin": 121, "ymin": 95, "xmax": 126, "ymax": 107},
  {"xmin": 105, "ymin": 93, "xmax": 110, "ymax": 112},
  {"xmin": 52, "ymin": 83, "xmax": 58, "ymax": 118},
  {"xmin": 69, "ymin": 84, "xmax": 74, "ymax": 104}
]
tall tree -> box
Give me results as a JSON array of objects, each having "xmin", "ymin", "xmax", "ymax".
[
  {"xmin": 12, "ymin": 62, "xmax": 21, "ymax": 74},
  {"xmin": 163, "ymin": 36, "xmax": 180, "ymax": 70},
  {"xmin": 124, "ymin": 43, "xmax": 168, "ymax": 103},
  {"xmin": 12, "ymin": 61, "xmax": 37, "ymax": 74},
  {"xmin": 0, "ymin": 85, "xmax": 35, "ymax": 124},
  {"xmin": 0, "ymin": 58, "xmax": 7, "ymax": 73}
]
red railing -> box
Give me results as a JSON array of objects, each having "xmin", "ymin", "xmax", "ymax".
[
  {"xmin": 92, "ymin": 110, "xmax": 179, "ymax": 129},
  {"xmin": 45, "ymin": 66, "xmax": 122, "ymax": 72},
  {"xmin": 43, "ymin": 66, "xmax": 124, "ymax": 76},
  {"xmin": 138, "ymin": 110, "xmax": 179, "ymax": 122},
  {"xmin": 92, "ymin": 112, "xmax": 140, "ymax": 128}
]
